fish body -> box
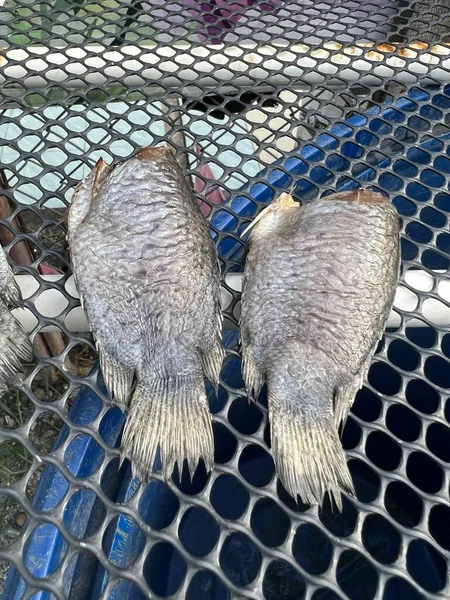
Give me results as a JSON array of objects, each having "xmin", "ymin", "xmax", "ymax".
[
  {"xmin": 240, "ymin": 189, "xmax": 400, "ymax": 507},
  {"xmin": 68, "ymin": 146, "xmax": 224, "ymax": 481},
  {"xmin": 0, "ymin": 247, "xmax": 33, "ymax": 391}
]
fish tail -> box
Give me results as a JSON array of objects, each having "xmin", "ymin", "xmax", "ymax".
[
  {"xmin": 121, "ymin": 374, "xmax": 214, "ymax": 483},
  {"xmin": 268, "ymin": 357, "xmax": 354, "ymax": 510}
]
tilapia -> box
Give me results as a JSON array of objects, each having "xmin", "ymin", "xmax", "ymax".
[
  {"xmin": 0, "ymin": 247, "xmax": 33, "ymax": 391},
  {"xmin": 68, "ymin": 146, "xmax": 224, "ymax": 481},
  {"xmin": 240, "ymin": 189, "xmax": 400, "ymax": 508}
]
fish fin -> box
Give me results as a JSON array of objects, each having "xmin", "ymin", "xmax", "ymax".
[
  {"xmin": 13, "ymin": 328, "xmax": 33, "ymax": 364},
  {"xmin": 334, "ymin": 357, "xmax": 372, "ymax": 430},
  {"xmin": 334, "ymin": 378, "xmax": 364, "ymax": 431},
  {"xmin": 0, "ymin": 308, "xmax": 33, "ymax": 389},
  {"xmin": 121, "ymin": 374, "xmax": 214, "ymax": 483},
  {"xmin": 98, "ymin": 346, "xmax": 133, "ymax": 410},
  {"xmin": 2, "ymin": 272, "xmax": 22, "ymax": 308},
  {"xmin": 201, "ymin": 342, "xmax": 225, "ymax": 393},
  {"xmin": 241, "ymin": 347, "xmax": 264, "ymax": 402}
]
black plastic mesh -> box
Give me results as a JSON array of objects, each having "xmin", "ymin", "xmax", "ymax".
[{"xmin": 0, "ymin": 2, "xmax": 450, "ymax": 599}]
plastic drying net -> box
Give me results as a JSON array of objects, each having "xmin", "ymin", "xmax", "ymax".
[{"xmin": 0, "ymin": 1, "xmax": 449, "ymax": 599}]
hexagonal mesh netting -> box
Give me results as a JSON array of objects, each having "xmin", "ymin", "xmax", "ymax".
[{"xmin": 0, "ymin": 1, "xmax": 450, "ymax": 599}]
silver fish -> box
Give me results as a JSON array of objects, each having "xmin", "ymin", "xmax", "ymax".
[
  {"xmin": 68, "ymin": 146, "xmax": 224, "ymax": 481},
  {"xmin": 240, "ymin": 189, "xmax": 400, "ymax": 508},
  {"xmin": 0, "ymin": 247, "xmax": 33, "ymax": 391}
]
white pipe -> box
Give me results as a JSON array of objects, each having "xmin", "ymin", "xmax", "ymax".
[
  {"xmin": 10, "ymin": 271, "xmax": 450, "ymax": 333},
  {"xmin": 1, "ymin": 42, "xmax": 450, "ymax": 91}
]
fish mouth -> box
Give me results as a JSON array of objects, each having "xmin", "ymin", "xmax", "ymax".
[
  {"xmin": 324, "ymin": 188, "xmax": 386, "ymax": 205},
  {"xmin": 241, "ymin": 192, "xmax": 299, "ymax": 238}
]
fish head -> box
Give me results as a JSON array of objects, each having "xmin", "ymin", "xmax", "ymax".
[
  {"xmin": 67, "ymin": 145, "xmax": 176, "ymax": 237},
  {"xmin": 241, "ymin": 192, "xmax": 299, "ymax": 239},
  {"xmin": 109, "ymin": 145, "xmax": 176, "ymax": 181}
]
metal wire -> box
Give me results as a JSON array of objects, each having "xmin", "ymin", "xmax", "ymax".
[{"xmin": 0, "ymin": 1, "xmax": 450, "ymax": 599}]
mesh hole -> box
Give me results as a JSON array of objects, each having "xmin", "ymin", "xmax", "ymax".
[
  {"xmin": 29, "ymin": 411, "xmax": 64, "ymax": 454},
  {"xmin": 442, "ymin": 333, "xmax": 450, "ymax": 359},
  {"xmin": 31, "ymin": 365, "xmax": 70, "ymax": 403},
  {"xmin": 424, "ymin": 355, "xmax": 450, "ymax": 388},
  {"xmin": 292, "ymin": 524, "xmax": 333, "ymax": 575},
  {"xmin": 385, "ymin": 482, "xmax": 423, "ymax": 527},
  {"xmin": 428, "ymin": 504, "xmax": 450, "ymax": 551},
  {"xmin": 178, "ymin": 507, "xmax": 220, "ymax": 557},
  {"xmin": 220, "ymin": 354, "xmax": 245, "ymax": 389},
  {"xmin": 100, "ymin": 458, "xmax": 125, "ymax": 504},
  {"xmin": 0, "ymin": 495, "xmax": 27, "ymax": 548},
  {"xmin": 213, "ymin": 423, "xmax": 238, "ymax": 464},
  {"xmin": 387, "ymin": 339, "xmax": 421, "ymax": 371},
  {"xmin": 383, "ymin": 577, "xmax": 423, "ymax": 600},
  {"xmin": 239, "ymin": 444, "xmax": 274, "ymax": 487},
  {"xmin": 220, "ymin": 532, "xmax": 262, "ymax": 586},
  {"xmin": 336, "ymin": 549, "xmax": 378, "ymax": 600},
  {"xmin": 365, "ymin": 431, "xmax": 402, "ymax": 472},
  {"xmin": 311, "ymin": 589, "xmax": 340, "ymax": 600},
  {"xmin": 349, "ymin": 459, "xmax": 381, "ymax": 503},
  {"xmin": 250, "ymin": 499, "xmax": 290, "ymax": 548},
  {"xmin": 368, "ymin": 362, "xmax": 402, "ymax": 396},
  {"xmin": 172, "ymin": 461, "xmax": 210, "ymax": 496},
  {"xmin": 407, "ymin": 539, "xmax": 447, "ymax": 593},
  {"xmin": 24, "ymin": 523, "xmax": 68, "ymax": 578},
  {"xmin": 386, "ymin": 404, "xmax": 421, "ymax": 442},
  {"xmin": 351, "ymin": 388, "xmax": 382, "ymax": 423},
  {"xmin": 0, "ymin": 440, "xmax": 32, "ymax": 486},
  {"xmin": 406, "ymin": 324, "xmax": 437, "ymax": 349},
  {"xmin": 210, "ymin": 474, "xmax": 249, "ymax": 520},
  {"xmin": 426, "ymin": 422, "xmax": 450, "ymax": 462},
  {"xmin": 139, "ymin": 480, "xmax": 180, "ymax": 531},
  {"xmin": 362, "ymin": 514, "xmax": 402, "ymax": 564},
  {"xmin": 341, "ymin": 418, "xmax": 362, "ymax": 450},
  {"xmin": 421, "ymin": 248, "xmax": 450, "ymax": 270},
  {"xmin": 406, "ymin": 451, "xmax": 444, "ymax": 494},
  {"xmin": 228, "ymin": 397, "xmax": 263, "ymax": 435},
  {"xmin": 64, "ymin": 342, "xmax": 97, "ymax": 378},
  {"xmin": 26, "ymin": 463, "xmax": 69, "ymax": 511},
  {"xmin": 406, "ymin": 378, "xmax": 439, "ymax": 414},
  {"xmin": 319, "ymin": 497, "xmax": 358, "ymax": 538},
  {"xmin": 63, "ymin": 489, "xmax": 106, "ymax": 540},
  {"xmin": 187, "ymin": 570, "xmax": 230, "ymax": 600},
  {"xmin": 263, "ymin": 560, "xmax": 306, "ymax": 600},
  {"xmin": 102, "ymin": 515, "xmax": 146, "ymax": 568},
  {"xmin": 0, "ymin": 391, "xmax": 34, "ymax": 431},
  {"xmin": 64, "ymin": 434, "xmax": 104, "ymax": 478},
  {"xmin": 62, "ymin": 549, "xmax": 101, "ymax": 599}
]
